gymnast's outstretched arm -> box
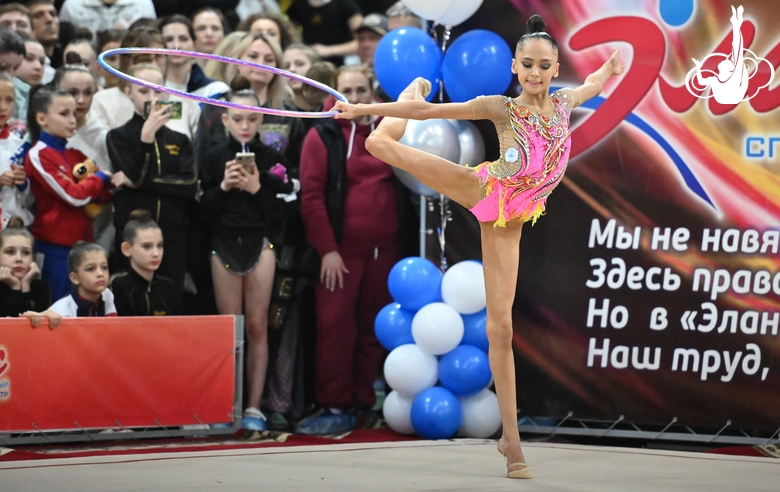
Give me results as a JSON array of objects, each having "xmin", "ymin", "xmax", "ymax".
[
  {"xmin": 567, "ymin": 49, "xmax": 624, "ymax": 109},
  {"xmin": 334, "ymin": 82, "xmax": 478, "ymax": 122}
]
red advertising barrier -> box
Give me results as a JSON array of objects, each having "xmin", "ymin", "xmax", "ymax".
[{"xmin": 0, "ymin": 316, "xmax": 236, "ymax": 432}]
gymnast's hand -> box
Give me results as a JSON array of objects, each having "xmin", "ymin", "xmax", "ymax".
[
  {"xmin": 608, "ymin": 49, "xmax": 625, "ymax": 76},
  {"xmin": 333, "ymin": 101, "xmax": 359, "ymax": 120}
]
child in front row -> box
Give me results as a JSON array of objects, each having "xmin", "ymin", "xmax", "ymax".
[
  {"xmin": 47, "ymin": 241, "xmax": 117, "ymax": 317},
  {"xmin": 0, "ymin": 217, "xmax": 50, "ymax": 317},
  {"xmin": 109, "ymin": 209, "xmax": 180, "ymax": 316}
]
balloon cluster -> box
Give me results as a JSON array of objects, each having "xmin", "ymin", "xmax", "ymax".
[
  {"xmin": 373, "ymin": 0, "xmax": 513, "ymax": 104},
  {"xmin": 375, "ymin": 257, "xmax": 502, "ymax": 439}
]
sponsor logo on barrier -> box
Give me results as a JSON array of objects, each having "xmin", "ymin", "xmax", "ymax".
[
  {"xmin": 0, "ymin": 347, "xmax": 10, "ymax": 401},
  {"xmin": 685, "ymin": 5, "xmax": 775, "ymax": 104}
]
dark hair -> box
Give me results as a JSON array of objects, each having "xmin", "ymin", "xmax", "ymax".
[
  {"xmin": 69, "ymin": 27, "xmax": 94, "ymax": 44},
  {"xmin": 122, "ymin": 209, "xmax": 161, "ymax": 244},
  {"xmin": 191, "ymin": 7, "xmax": 230, "ymax": 36},
  {"xmin": 119, "ymin": 26, "xmax": 163, "ymax": 74},
  {"xmin": 15, "ymin": 29, "xmax": 36, "ymax": 43},
  {"xmin": 237, "ymin": 13, "xmax": 296, "ymax": 50},
  {"xmin": 67, "ymin": 241, "xmax": 107, "ymax": 274},
  {"xmin": 158, "ymin": 14, "xmax": 195, "ymax": 42},
  {"xmin": 229, "ymin": 73, "xmax": 251, "ymax": 92},
  {"xmin": 52, "ymin": 51, "xmax": 93, "ymax": 86},
  {"xmin": 0, "ymin": 26, "xmax": 26, "ymax": 56},
  {"xmin": 26, "ymin": 85, "xmax": 73, "ymax": 143},
  {"xmin": 516, "ymin": 14, "xmax": 558, "ymax": 53},
  {"xmin": 0, "ymin": 3, "xmax": 32, "ymax": 22},
  {"xmin": 225, "ymin": 88, "xmax": 261, "ymax": 107},
  {"xmin": 0, "ymin": 216, "xmax": 32, "ymax": 248},
  {"xmin": 96, "ymin": 28, "xmax": 127, "ymax": 51}
]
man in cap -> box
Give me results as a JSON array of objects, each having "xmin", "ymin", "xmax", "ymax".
[{"xmin": 355, "ymin": 12, "xmax": 387, "ymax": 66}]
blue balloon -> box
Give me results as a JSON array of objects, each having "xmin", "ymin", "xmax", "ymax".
[
  {"xmin": 374, "ymin": 303, "xmax": 416, "ymax": 351},
  {"xmin": 373, "ymin": 27, "xmax": 441, "ymax": 101},
  {"xmin": 442, "ymin": 30, "xmax": 513, "ymax": 102},
  {"xmin": 387, "ymin": 257, "xmax": 442, "ymax": 311},
  {"xmin": 411, "ymin": 387, "xmax": 462, "ymax": 439},
  {"xmin": 461, "ymin": 309, "xmax": 488, "ymax": 353},
  {"xmin": 438, "ymin": 345, "xmax": 492, "ymax": 396},
  {"xmin": 659, "ymin": 0, "xmax": 694, "ymax": 26}
]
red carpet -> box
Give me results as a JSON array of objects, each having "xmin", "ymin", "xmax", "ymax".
[
  {"xmin": 707, "ymin": 445, "xmax": 780, "ymax": 459},
  {"xmin": 0, "ymin": 428, "xmax": 419, "ymax": 462}
]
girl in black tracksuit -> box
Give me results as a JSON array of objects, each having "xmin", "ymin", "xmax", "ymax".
[
  {"xmin": 199, "ymin": 89, "xmax": 294, "ymax": 427},
  {"xmin": 106, "ymin": 64, "xmax": 197, "ymax": 310}
]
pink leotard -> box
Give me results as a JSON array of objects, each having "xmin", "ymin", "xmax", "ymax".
[{"xmin": 468, "ymin": 89, "xmax": 572, "ymax": 227}]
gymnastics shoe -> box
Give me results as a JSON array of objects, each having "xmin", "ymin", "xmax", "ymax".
[
  {"xmin": 242, "ymin": 407, "xmax": 268, "ymax": 431},
  {"xmin": 294, "ymin": 408, "xmax": 356, "ymax": 436},
  {"xmin": 497, "ymin": 439, "xmax": 534, "ymax": 479}
]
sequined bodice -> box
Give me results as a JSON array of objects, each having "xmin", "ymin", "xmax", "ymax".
[{"xmin": 488, "ymin": 92, "xmax": 572, "ymax": 184}]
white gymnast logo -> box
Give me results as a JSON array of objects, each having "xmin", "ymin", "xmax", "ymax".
[{"xmin": 685, "ymin": 5, "xmax": 774, "ymax": 104}]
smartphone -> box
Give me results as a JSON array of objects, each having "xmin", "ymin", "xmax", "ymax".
[
  {"xmin": 235, "ymin": 152, "xmax": 256, "ymax": 174},
  {"xmin": 143, "ymin": 101, "xmax": 182, "ymax": 119}
]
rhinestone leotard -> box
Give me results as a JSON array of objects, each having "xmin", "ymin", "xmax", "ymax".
[{"xmin": 468, "ymin": 89, "xmax": 572, "ymax": 227}]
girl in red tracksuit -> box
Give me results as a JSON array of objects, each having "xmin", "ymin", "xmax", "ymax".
[
  {"xmin": 25, "ymin": 85, "xmax": 112, "ymax": 301},
  {"xmin": 297, "ymin": 66, "xmax": 401, "ymax": 435}
]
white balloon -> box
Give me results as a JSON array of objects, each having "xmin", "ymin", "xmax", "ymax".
[
  {"xmin": 383, "ymin": 390, "xmax": 416, "ymax": 435},
  {"xmin": 383, "ymin": 344, "xmax": 439, "ymax": 398},
  {"xmin": 441, "ymin": 261, "xmax": 486, "ymax": 314},
  {"xmin": 402, "ymin": 0, "xmax": 455, "ymax": 22},
  {"xmin": 437, "ymin": 0, "xmax": 484, "ymax": 27},
  {"xmin": 411, "ymin": 302, "xmax": 464, "ymax": 355},
  {"xmin": 458, "ymin": 388, "xmax": 502, "ymax": 438}
]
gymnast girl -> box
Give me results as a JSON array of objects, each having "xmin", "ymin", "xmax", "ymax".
[
  {"xmin": 334, "ymin": 14, "xmax": 624, "ymax": 479},
  {"xmin": 106, "ymin": 63, "xmax": 198, "ymax": 312},
  {"xmin": 199, "ymin": 89, "xmax": 294, "ymax": 429},
  {"xmin": 24, "ymin": 85, "xmax": 113, "ymax": 301}
]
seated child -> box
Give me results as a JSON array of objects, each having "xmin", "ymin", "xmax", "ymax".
[
  {"xmin": 109, "ymin": 209, "xmax": 179, "ymax": 316},
  {"xmin": 0, "ymin": 217, "xmax": 50, "ymax": 316},
  {"xmin": 47, "ymin": 241, "xmax": 117, "ymax": 317}
]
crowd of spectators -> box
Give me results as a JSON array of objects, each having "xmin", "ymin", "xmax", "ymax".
[{"xmin": 0, "ymin": 0, "xmax": 425, "ymax": 435}]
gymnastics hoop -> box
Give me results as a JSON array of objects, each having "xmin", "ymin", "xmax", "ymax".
[{"xmin": 96, "ymin": 47, "xmax": 347, "ymax": 118}]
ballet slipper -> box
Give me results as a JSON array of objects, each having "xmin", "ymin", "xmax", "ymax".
[
  {"xmin": 497, "ymin": 439, "xmax": 534, "ymax": 479},
  {"xmin": 398, "ymin": 77, "xmax": 432, "ymax": 102}
]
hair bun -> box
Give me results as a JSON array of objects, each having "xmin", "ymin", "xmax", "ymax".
[
  {"xmin": 128, "ymin": 209, "xmax": 153, "ymax": 223},
  {"xmin": 229, "ymin": 74, "xmax": 251, "ymax": 92},
  {"xmin": 526, "ymin": 14, "xmax": 547, "ymax": 34},
  {"xmin": 6, "ymin": 216, "xmax": 25, "ymax": 229},
  {"xmin": 64, "ymin": 51, "xmax": 84, "ymax": 65}
]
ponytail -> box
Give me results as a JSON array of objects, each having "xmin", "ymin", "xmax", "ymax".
[{"xmin": 27, "ymin": 85, "xmax": 72, "ymax": 144}]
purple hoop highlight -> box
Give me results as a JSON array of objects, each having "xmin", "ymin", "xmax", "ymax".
[{"xmin": 96, "ymin": 47, "xmax": 347, "ymax": 118}]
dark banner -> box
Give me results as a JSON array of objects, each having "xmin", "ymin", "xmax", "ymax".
[{"xmin": 433, "ymin": 0, "xmax": 780, "ymax": 429}]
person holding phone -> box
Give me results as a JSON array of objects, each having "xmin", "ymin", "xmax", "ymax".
[
  {"xmin": 107, "ymin": 63, "xmax": 198, "ymax": 311},
  {"xmin": 199, "ymin": 89, "xmax": 295, "ymax": 430}
]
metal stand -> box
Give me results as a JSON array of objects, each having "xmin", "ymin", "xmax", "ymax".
[{"xmin": 518, "ymin": 413, "xmax": 780, "ymax": 446}]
